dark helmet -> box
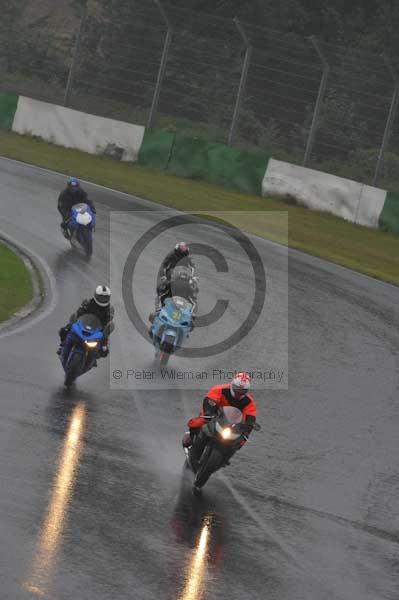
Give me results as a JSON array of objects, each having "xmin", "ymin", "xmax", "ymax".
[
  {"xmin": 175, "ymin": 242, "xmax": 189, "ymax": 256},
  {"xmin": 94, "ymin": 285, "xmax": 111, "ymax": 307}
]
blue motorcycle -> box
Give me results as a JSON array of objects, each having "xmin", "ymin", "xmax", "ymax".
[
  {"xmin": 67, "ymin": 203, "xmax": 95, "ymax": 258},
  {"xmin": 150, "ymin": 296, "xmax": 194, "ymax": 366},
  {"xmin": 60, "ymin": 314, "xmax": 104, "ymax": 387}
]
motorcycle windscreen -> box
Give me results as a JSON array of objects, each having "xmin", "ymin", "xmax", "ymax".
[
  {"xmin": 72, "ymin": 203, "xmax": 88, "ymax": 213},
  {"xmin": 171, "ymin": 265, "xmax": 193, "ymax": 279},
  {"xmin": 221, "ymin": 406, "xmax": 243, "ymax": 425},
  {"xmin": 164, "ymin": 296, "xmax": 192, "ymax": 322},
  {"xmin": 77, "ymin": 313, "xmax": 103, "ymax": 337},
  {"xmin": 71, "ymin": 203, "xmax": 93, "ymax": 226}
]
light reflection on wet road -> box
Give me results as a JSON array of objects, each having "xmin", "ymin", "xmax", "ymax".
[
  {"xmin": 178, "ymin": 516, "xmax": 212, "ymax": 600},
  {"xmin": 24, "ymin": 401, "xmax": 86, "ymax": 597}
]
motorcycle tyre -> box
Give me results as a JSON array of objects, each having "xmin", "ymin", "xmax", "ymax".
[
  {"xmin": 64, "ymin": 352, "xmax": 84, "ymax": 387},
  {"xmin": 194, "ymin": 446, "xmax": 224, "ymax": 489}
]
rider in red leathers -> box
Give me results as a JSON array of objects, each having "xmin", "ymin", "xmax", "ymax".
[{"xmin": 182, "ymin": 372, "xmax": 257, "ymax": 464}]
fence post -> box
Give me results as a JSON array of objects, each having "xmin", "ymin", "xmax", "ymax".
[
  {"xmin": 147, "ymin": 0, "xmax": 173, "ymax": 129},
  {"xmin": 228, "ymin": 17, "xmax": 252, "ymax": 146},
  {"xmin": 373, "ymin": 59, "xmax": 399, "ymax": 186},
  {"xmin": 64, "ymin": 2, "xmax": 87, "ymax": 107},
  {"xmin": 303, "ymin": 36, "xmax": 329, "ymax": 166}
]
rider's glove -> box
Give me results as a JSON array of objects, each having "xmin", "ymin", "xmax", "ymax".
[
  {"xmin": 59, "ymin": 325, "xmax": 70, "ymax": 341},
  {"xmin": 203, "ymin": 397, "xmax": 218, "ymax": 416},
  {"xmin": 237, "ymin": 422, "xmax": 253, "ymax": 435}
]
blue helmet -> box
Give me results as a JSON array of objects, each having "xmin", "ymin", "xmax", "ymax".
[{"xmin": 67, "ymin": 176, "xmax": 79, "ymax": 188}]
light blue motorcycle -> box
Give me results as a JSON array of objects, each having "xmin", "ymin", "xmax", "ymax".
[{"xmin": 150, "ymin": 296, "xmax": 194, "ymax": 366}]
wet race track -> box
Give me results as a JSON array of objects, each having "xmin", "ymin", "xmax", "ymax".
[{"xmin": 1, "ymin": 157, "xmax": 399, "ymax": 600}]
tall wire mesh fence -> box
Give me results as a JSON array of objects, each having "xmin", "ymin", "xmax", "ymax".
[{"xmin": 1, "ymin": 1, "xmax": 399, "ymax": 188}]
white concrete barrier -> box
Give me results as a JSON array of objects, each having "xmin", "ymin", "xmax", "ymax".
[
  {"xmin": 354, "ymin": 184, "xmax": 386, "ymax": 228},
  {"xmin": 262, "ymin": 159, "xmax": 386, "ymax": 228},
  {"xmin": 12, "ymin": 96, "xmax": 145, "ymax": 162}
]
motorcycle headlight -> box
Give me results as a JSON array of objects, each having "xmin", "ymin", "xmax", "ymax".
[
  {"xmin": 221, "ymin": 427, "xmax": 232, "ymax": 440},
  {"xmin": 85, "ymin": 340, "xmax": 98, "ymax": 348}
]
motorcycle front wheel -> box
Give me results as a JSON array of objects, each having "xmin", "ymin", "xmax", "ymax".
[
  {"xmin": 194, "ymin": 446, "xmax": 224, "ymax": 489},
  {"xmin": 64, "ymin": 352, "xmax": 84, "ymax": 387},
  {"xmin": 159, "ymin": 351, "xmax": 170, "ymax": 366}
]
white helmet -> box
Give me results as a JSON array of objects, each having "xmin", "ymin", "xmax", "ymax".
[
  {"xmin": 230, "ymin": 372, "xmax": 251, "ymax": 399},
  {"xmin": 175, "ymin": 242, "xmax": 189, "ymax": 255},
  {"xmin": 94, "ymin": 285, "xmax": 111, "ymax": 307}
]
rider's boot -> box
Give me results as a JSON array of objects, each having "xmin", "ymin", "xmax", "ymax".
[
  {"xmin": 61, "ymin": 222, "xmax": 70, "ymax": 239},
  {"xmin": 182, "ymin": 431, "xmax": 192, "ymax": 448}
]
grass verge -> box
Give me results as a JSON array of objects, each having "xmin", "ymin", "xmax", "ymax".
[
  {"xmin": 0, "ymin": 241, "xmax": 34, "ymax": 322},
  {"xmin": 0, "ymin": 130, "xmax": 398, "ymax": 285}
]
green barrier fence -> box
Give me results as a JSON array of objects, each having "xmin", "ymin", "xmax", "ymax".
[
  {"xmin": 379, "ymin": 191, "xmax": 399, "ymax": 235},
  {"xmin": 0, "ymin": 94, "xmax": 18, "ymax": 130},
  {"xmin": 167, "ymin": 135, "xmax": 269, "ymax": 195},
  {"xmin": 137, "ymin": 130, "xmax": 175, "ymax": 170},
  {"xmin": 138, "ymin": 131, "xmax": 269, "ymax": 196}
]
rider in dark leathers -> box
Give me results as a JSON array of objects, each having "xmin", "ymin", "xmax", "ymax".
[
  {"xmin": 158, "ymin": 265, "xmax": 198, "ymax": 309},
  {"xmin": 58, "ymin": 177, "xmax": 96, "ymax": 236},
  {"xmin": 58, "ymin": 285, "xmax": 114, "ymax": 359},
  {"xmin": 148, "ymin": 242, "xmax": 198, "ymax": 337},
  {"xmin": 157, "ymin": 242, "xmax": 195, "ymax": 285},
  {"xmin": 148, "ymin": 266, "xmax": 198, "ymax": 337}
]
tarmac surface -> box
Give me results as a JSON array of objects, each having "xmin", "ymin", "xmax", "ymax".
[{"xmin": 0, "ymin": 157, "xmax": 398, "ymax": 600}]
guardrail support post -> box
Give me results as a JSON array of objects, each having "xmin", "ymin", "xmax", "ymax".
[
  {"xmin": 147, "ymin": 0, "xmax": 173, "ymax": 129},
  {"xmin": 64, "ymin": 2, "xmax": 87, "ymax": 107},
  {"xmin": 374, "ymin": 58, "xmax": 399, "ymax": 186},
  {"xmin": 228, "ymin": 17, "xmax": 252, "ymax": 146},
  {"xmin": 303, "ymin": 36, "xmax": 329, "ymax": 166}
]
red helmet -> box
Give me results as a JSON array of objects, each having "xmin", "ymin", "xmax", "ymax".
[{"xmin": 230, "ymin": 372, "xmax": 251, "ymax": 399}]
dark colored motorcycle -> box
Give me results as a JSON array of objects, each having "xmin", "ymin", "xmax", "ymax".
[{"xmin": 184, "ymin": 406, "xmax": 260, "ymax": 492}]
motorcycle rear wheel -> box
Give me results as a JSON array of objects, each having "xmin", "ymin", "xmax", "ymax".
[{"xmin": 80, "ymin": 227, "xmax": 93, "ymax": 258}]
